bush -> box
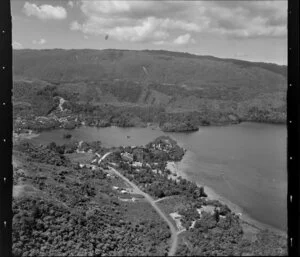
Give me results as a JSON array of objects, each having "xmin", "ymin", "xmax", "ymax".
[{"xmin": 63, "ymin": 133, "xmax": 72, "ymax": 139}]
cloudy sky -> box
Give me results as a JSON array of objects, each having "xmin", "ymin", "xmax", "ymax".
[{"xmin": 11, "ymin": 0, "xmax": 287, "ymax": 64}]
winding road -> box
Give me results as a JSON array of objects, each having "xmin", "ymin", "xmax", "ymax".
[
  {"xmin": 98, "ymin": 152, "xmax": 112, "ymax": 164},
  {"xmin": 100, "ymin": 152, "xmax": 179, "ymax": 256},
  {"xmin": 105, "ymin": 160, "xmax": 178, "ymax": 256},
  {"xmin": 109, "ymin": 167, "xmax": 178, "ymax": 256}
]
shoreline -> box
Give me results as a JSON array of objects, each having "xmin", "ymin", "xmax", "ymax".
[
  {"xmin": 18, "ymin": 126, "xmax": 287, "ymax": 238},
  {"xmin": 167, "ymin": 156, "xmax": 287, "ymax": 238},
  {"xmin": 14, "ymin": 120, "xmax": 286, "ymax": 138},
  {"xmin": 202, "ymin": 182, "xmax": 287, "ymax": 237},
  {"xmin": 13, "ymin": 131, "xmax": 40, "ymax": 142}
]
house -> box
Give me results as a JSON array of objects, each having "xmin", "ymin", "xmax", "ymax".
[
  {"xmin": 77, "ymin": 163, "xmax": 97, "ymax": 170},
  {"xmin": 120, "ymin": 189, "xmax": 128, "ymax": 194},
  {"xmin": 152, "ymin": 169, "xmax": 162, "ymax": 175},
  {"xmin": 132, "ymin": 162, "xmax": 143, "ymax": 167}
]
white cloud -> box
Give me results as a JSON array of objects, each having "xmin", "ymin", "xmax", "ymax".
[
  {"xmin": 161, "ymin": 19, "xmax": 201, "ymax": 32},
  {"xmin": 68, "ymin": 1, "xmax": 74, "ymax": 8},
  {"xmin": 70, "ymin": 21, "xmax": 81, "ymax": 31},
  {"xmin": 173, "ymin": 33, "xmax": 195, "ymax": 45},
  {"xmin": 196, "ymin": 1, "xmax": 287, "ymax": 38},
  {"xmin": 70, "ymin": 1, "xmax": 201, "ymax": 43},
  {"xmin": 71, "ymin": 16, "xmax": 171, "ymax": 42},
  {"xmin": 12, "ymin": 41, "xmax": 23, "ymax": 49},
  {"xmin": 103, "ymin": 17, "xmax": 166, "ymax": 42},
  {"xmin": 32, "ymin": 38, "xmax": 47, "ymax": 45},
  {"xmin": 153, "ymin": 40, "xmax": 166, "ymax": 45},
  {"xmin": 23, "ymin": 2, "xmax": 67, "ymax": 20},
  {"xmin": 82, "ymin": 1, "xmax": 131, "ymax": 15},
  {"xmin": 70, "ymin": 1, "xmax": 287, "ymax": 42}
]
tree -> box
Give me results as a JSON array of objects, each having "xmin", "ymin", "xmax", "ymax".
[
  {"xmin": 48, "ymin": 142, "xmax": 57, "ymax": 151},
  {"xmin": 213, "ymin": 208, "xmax": 220, "ymax": 222},
  {"xmin": 199, "ymin": 186, "xmax": 207, "ymax": 197}
]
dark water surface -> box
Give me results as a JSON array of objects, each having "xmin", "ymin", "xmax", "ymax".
[{"xmin": 31, "ymin": 122, "xmax": 287, "ymax": 232}]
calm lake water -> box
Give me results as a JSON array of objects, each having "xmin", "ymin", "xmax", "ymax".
[{"xmin": 30, "ymin": 122, "xmax": 287, "ymax": 232}]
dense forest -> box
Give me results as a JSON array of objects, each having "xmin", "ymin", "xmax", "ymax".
[
  {"xmin": 12, "ymin": 49, "xmax": 286, "ymax": 133},
  {"xmin": 12, "ymin": 136, "xmax": 287, "ymax": 256}
]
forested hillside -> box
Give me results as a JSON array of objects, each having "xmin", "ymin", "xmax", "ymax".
[{"xmin": 13, "ymin": 49, "xmax": 287, "ymax": 131}]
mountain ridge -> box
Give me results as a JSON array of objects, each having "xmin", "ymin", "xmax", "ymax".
[
  {"xmin": 13, "ymin": 48, "xmax": 287, "ymax": 79},
  {"xmin": 12, "ymin": 48, "xmax": 287, "ymax": 130}
]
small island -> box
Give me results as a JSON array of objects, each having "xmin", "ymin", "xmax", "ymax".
[
  {"xmin": 160, "ymin": 122, "xmax": 199, "ymax": 132},
  {"xmin": 63, "ymin": 133, "xmax": 72, "ymax": 139}
]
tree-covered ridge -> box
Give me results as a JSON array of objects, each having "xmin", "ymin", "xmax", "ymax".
[
  {"xmin": 12, "ymin": 48, "xmax": 286, "ymax": 130},
  {"xmin": 14, "ymin": 49, "xmax": 287, "ymax": 81},
  {"xmin": 13, "ymin": 79, "xmax": 286, "ymax": 135}
]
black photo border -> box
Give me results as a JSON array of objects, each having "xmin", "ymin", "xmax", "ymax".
[
  {"xmin": 0, "ymin": 0, "xmax": 13, "ymax": 256},
  {"xmin": 288, "ymin": 0, "xmax": 300, "ymax": 256}
]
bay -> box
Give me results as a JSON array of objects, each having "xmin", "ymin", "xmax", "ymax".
[{"xmin": 30, "ymin": 122, "xmax": 287, "ymax": 232}]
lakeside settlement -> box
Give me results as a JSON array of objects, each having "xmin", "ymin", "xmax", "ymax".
[{"xmin": 12, "ymin": 131, "xmax": 287, "ymax": 256}]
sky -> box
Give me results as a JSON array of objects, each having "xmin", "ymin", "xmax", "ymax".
[{"xmin": 11, "ymin": 0, "xmax": 287, "ymax": 65}]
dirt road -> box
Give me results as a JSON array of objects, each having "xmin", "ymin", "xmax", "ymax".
[{"xmin": 109, "ymin": 166, "xmax": 179, "ymax": 256}]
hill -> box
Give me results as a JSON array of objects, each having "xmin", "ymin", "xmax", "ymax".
[
  {"xmin": 13, "ymin": 49, "xmax": 287, "ymax": 84},
  {"xmin": 12, "ymin": 49, "xmax": 287, "ymax": 130}
]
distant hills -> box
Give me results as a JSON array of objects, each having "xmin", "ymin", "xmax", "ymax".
[
  {"xmin": 13, "ymin": 48, "xmax": 286, "ymax": 84},
  {"xmin": 13, "ymin": 49, "xmax": 287, "ymax": 126}
]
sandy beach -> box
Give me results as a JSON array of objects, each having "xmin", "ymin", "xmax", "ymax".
[{"xmin": 167, "ymin": 154, "xmax": 287, "ymax": 238}]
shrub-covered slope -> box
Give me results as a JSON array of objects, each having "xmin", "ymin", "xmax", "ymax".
[{"xmin": 13, "ymin": 49, "xmax": 287, "ymax": 128}]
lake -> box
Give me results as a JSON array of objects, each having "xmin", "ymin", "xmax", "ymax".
[{"xmin": 30, "ymin": 122, "xmax": 287, "ymax": 232}]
